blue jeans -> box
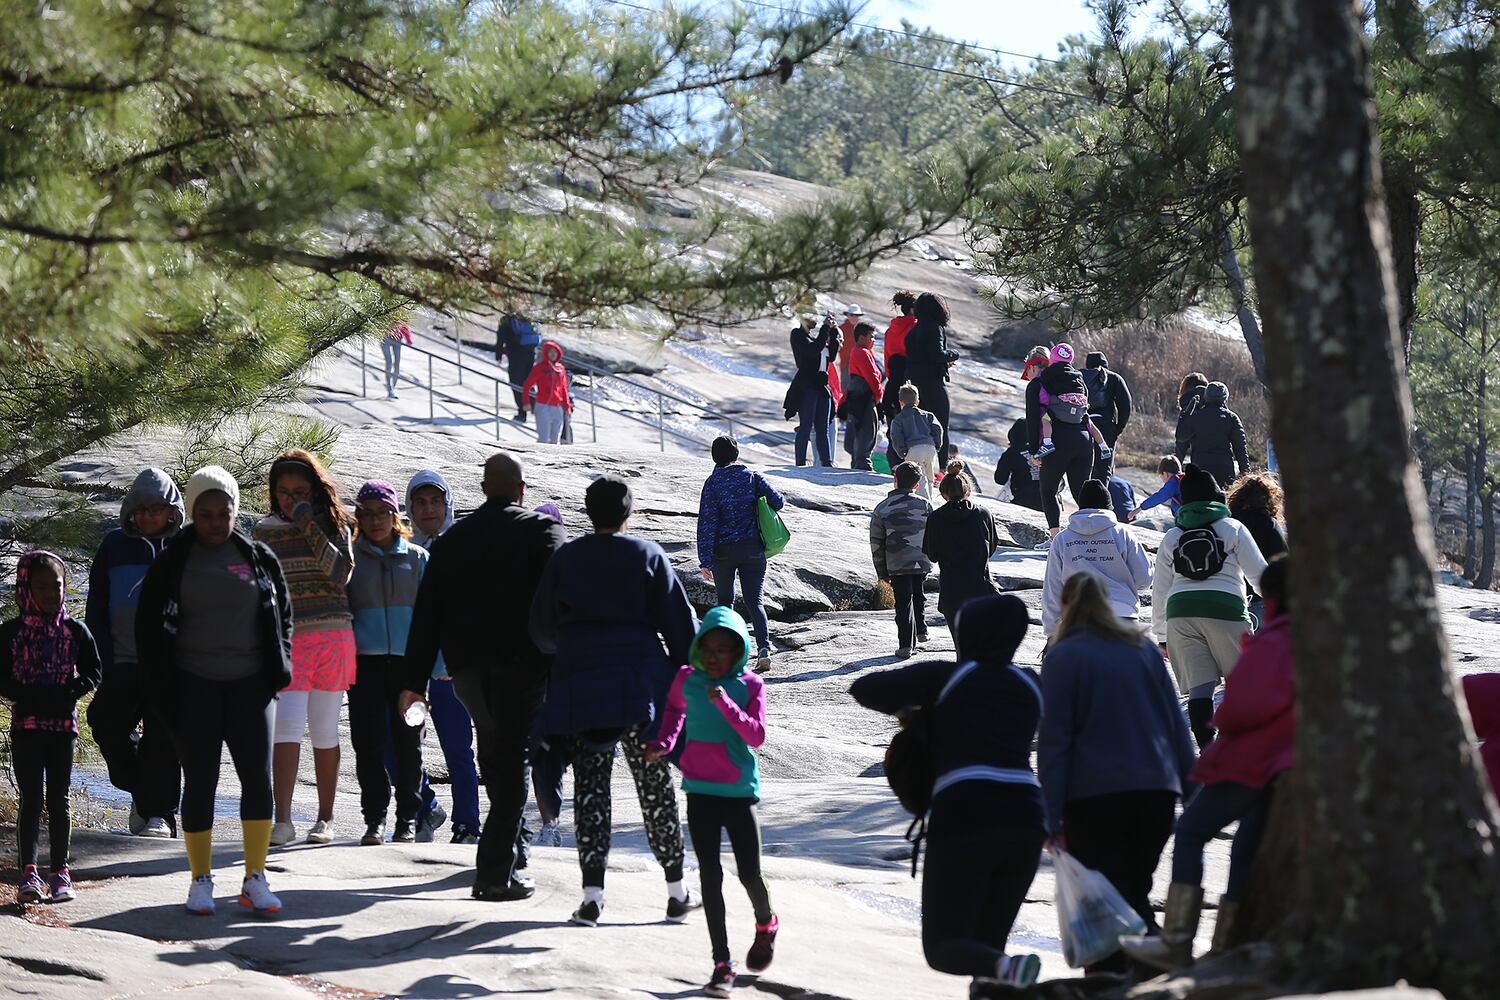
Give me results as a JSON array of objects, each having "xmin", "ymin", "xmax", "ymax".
[
  {"xmin": 1170, "ymin": 779, "xmax": 1273, "ymax": 901},
  {"xmin": 380, "ymin": 340, "xmax": 402, "ymax": 392},
  {"xmin": 531, "ymin": 737, "xmax": 568, "ymax": 822},
  {"xmin": 794, "ymin": 386, "xmax": 833, "ymax": 466},
  {"xmin": 714, "ymin": 537, "xmax": 769, "ymax": 654},
  {"xmin": 390, "ymin": 677, "xmax": 483, "ymax": 832}
]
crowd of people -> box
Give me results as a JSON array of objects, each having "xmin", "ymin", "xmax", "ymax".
[{"xmin": 6, "ymin": 310, "xmax": 1500, "ymax": 1000}]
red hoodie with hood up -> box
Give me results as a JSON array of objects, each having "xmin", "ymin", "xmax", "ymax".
[{"xmin": 522, "ymin": 340, "xmax": 572, "ymax": 411}]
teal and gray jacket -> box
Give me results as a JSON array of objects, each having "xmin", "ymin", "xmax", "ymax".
[{"xmin": 349, "ymin": 534, "xmax": 427, "ymax": 658}]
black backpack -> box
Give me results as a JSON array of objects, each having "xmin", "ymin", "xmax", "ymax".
[
  {"xmin": 1083, "ymin": 367, "xmax": 1109, "ymax": 412},
  {"xmin": 884, "ymin": 662, "xmax": 976, "ymax": 876},
  {"xmin": 1173, "ymin": 525, "xmax": 1228, "ymax": 581}
]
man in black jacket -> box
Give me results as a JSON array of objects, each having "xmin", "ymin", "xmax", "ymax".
[
  {"xmin": 401, "ymin": 452, "xmax": 566, "ymax": 901},
  {"xmin": 1174, "ymin": 381, "xmax": 1249, "ymax": 487},
  {"xmin": 1083, "ymin": 352, "xmax": 1133, "ymax": 480}
]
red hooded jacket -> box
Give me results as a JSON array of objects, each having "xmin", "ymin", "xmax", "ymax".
[
  {"xmin": 522, "ymin": 341, "xmax": 572, "ymax": 412},
  {"xmin": 1463, "ymin": 673, "xmax": 1500, "ymax": 797},
  {"xmin": 1191, "ymin": 608, "xmax": 1295, "ymax": 788}
]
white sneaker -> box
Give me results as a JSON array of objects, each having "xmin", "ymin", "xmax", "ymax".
[
  {"xmin": 239, "ymin": 871, "xmax": 281, "ymax": 913},
  {"xmin": 415, "ymin": 804, "xmax": 446, "ymax": 844},
  {"xmin": 185, "ymin": 874, "xmax": 216, "ymax": 915},
  {"xmin": 269, "ymin": 821, "xmax": 297, "ymax": 846},
  {"xmin": 128, "ymin": 805, "xmax": 148, "ymax": 835},
  {"xmin": 139, "ymin": 816, "xmax": 172, "ymax": 838},
  {"xmin": 305, "ymin": 819, "xmax": 334, "ymax": 844},
  {"xmin": 538, "ymin": 822, "xmax": 562, "ymax": 847},
  {"xmin": 754, "ymin": 652, "xmax": 772, "ymax": 674}
]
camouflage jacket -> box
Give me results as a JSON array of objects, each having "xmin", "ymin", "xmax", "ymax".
[{"xmin": 870, "ymin": 489, "xmax": 934, "ymax": 579}]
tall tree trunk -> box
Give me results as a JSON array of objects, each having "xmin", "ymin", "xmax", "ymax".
[
  {"xmin": 1217, "ymin": 212, "xmax": 1269, "ymax": 385},
  {"xmin": 1464, "ymin": 444, "xmax": 1479, "ymax": 579},
  {"xmin": 1226, "ymin": 1, "xmax": 1500, "ymax": 996},
  {"xmin": 1481, "ymin": 476, "xmax": 1496, "ymax": 589},
  {"xmin": 1385, "ymin": 172, "xmax": 1421, "ymax": 364}
]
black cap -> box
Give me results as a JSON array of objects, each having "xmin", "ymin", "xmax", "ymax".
[
  {"xmin": 585, "ymin": 475, "xmax": 634, "ymax": 530},
  {"xmin": 711, "ymin": 436, "xmax": 739, "ymax": 467},
  {"xmin": 1180, "ymin": 464, "xmax": 1225, "ymax": 504},
  {"xmin": 1086, "ymin": 351, "xmax": 1107, "ymax": 369},
  {"xmin": 1077, "ymin": 479, "xmax": 1112, "ymax": 510}
]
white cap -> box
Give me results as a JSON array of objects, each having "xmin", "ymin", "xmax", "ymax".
[
  {"xmin": 183, "ymin": 465, "xmax": 241, "ymax": 519},
  {"xmin": 844, "ymin": 304, "xmax": 864, "ymax": 316}
]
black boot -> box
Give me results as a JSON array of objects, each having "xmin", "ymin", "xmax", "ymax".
[{"xmin": 1188, "ymin": 698, "xmax": 1217, "ymax": 749}]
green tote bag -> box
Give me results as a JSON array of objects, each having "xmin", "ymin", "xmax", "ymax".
[{"xmin": 757, "ymin": 496, "xmax": 791, "ymax": 558}]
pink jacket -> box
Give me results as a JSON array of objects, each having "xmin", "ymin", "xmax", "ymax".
[
  {"xmin": 1191, "ymin": 610, "xmax": 1295, "ymax": 788},
  {"xmin": 1463, "ymin": 673, "xmax": 1500, "ymax": 797},
  {"xmin": 521, "ymin": 341, "xmax": 572, "ymax": 411},
  {"xmin": 386, "ymin": 322, "xmax": 413, "ymax": 345}
]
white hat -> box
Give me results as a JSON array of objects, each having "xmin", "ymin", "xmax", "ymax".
[
  {"xmin": 844, "ymin": 304, "xmax": 864, "ymax": 316},
  {"xmin": 183, "ymin": 465, "xmax": 241, "ymax": 519}
]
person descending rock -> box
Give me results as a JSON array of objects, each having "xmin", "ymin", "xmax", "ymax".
[
  {"xmin": 1227, "ymin": 472, "xmax": 1288, "ymax": 627},
  {"xmin": 404, "ymin": 469, "xmax": 480, "ymax": 843},
  {"xmin": 521, "ymin": 340, "xmax": 574, "ymax": 445},
  {"xmin": 136, "ymin": 467, "xmax": 293, "ymax": 916},
  {"xmin": 1129, "ymin": 455, "xmax": 1184, "ymax": 523},
  {"xmin": 697, "ymin": 436, "xmax": 786, "ymax": 673},
  {"xmin": 870, "ymin": 462, "xmax": 934, "ymax": 657},
  {"xmin": 2, "ymin": 551, "xmax": 101, "ymax": 904},
  {"xmin": 923, "ymin": 463, "xmax": 999, "ymax": 644},
  {"xmin": 1041, "ymin": 480, "xmax": 1152, "ymax": 640},
  {"xmin": 382, "ymin": 320, "xmax": 413, "ymax": 399},
  {"xmin": 843, "ymin": 322, "xmax": 884, "ymax": 471},
  {"xmin": 496, "ymin": 308, "xmax": 542, "ymax": 422},
  {"xmin": 993, "ymin": 419, "xmax": 1043, "ymax": 512},
  {"xmin": 86, "ymin": 467, "xmax": 185, "ymax": 838},
  {"xmin": 881, "ymin": 291, "xmax": 919, "ymax": 420},
  {"xmin": 904, "ymin": 292, "xmax": 961, "ymax": 464},
  {"xmin": 347, "ymin": 481, "xmax": 428, "ymax": 846},
  {"xmin": 1152, "ymin": 465, "xmax": 1268, "ymax": 749},
  {"xmin": 255, "ymin": 450, "xmax": 357, "ymax": 847},
  {"xmin": 648, "ymin": 607, "xmax": 777, "ymax": 998},
  {"xmin": 888, "ymin": 383, "xmax": 944, "ymax": 500},
  {"xmin": 1122, "ymin": 555, "xmax": 1294, "ymax": 972},
  {"xmin": 529, "ymin": 476, "xmax": 700, "ymax": 928},
  {"xmin": 1038, "ymin": 573, "xmax": 1197, "ymax": 971},
  {"xmin": 850, "ymin": 595, "xmax": 1046, "ymax": 996},
  {"xmin": 786, "ymin": 314, "xmax": 841, "ymax": 467},
  {"xmin": 1026, "ymin": 344, "xmax": 1104, "ymax": 536},
  {"xmin": 1176, "ymin": 380, "xmax": 1249, "ymax": 487},
  {"xmin": 401, "ymin": 453, "xmax": 567, "ymax": 902},
  {"xmin": 1081, "ymin": 352, "xmax": 1132, "ymax": 480}
]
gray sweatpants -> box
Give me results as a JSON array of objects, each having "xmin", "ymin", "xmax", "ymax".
[
  {"xmin": 1165, "ymin": 616, "xmax": 1250, "ymax": 693},
  {"xmin": 534, "ymin": 403, "xmax": 566, "ymax": 444}
]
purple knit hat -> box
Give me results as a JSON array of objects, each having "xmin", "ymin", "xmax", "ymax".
[
  {"xmin": 535, "ymin": 503, "xmax": 563, "ymax": 524},
  {"xmin": 1050, "ymin": 343, "xmax": 1076, "ymax": 366},
  {"xmin": 355, "ymin": 479, "xmax": 400, "ymax": 513}
]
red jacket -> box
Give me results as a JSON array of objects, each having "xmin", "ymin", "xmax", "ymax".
[
  {"xmin": 522, "ymin": 341, "xmax": 572, "ymax": 411},
  {"xmin": 828, "ymin": 361, "xmax": 844, "ymax": 407},
  {"xmin": 849, "ymin": 344, "xmax": 883, "ymax": 396},
  {"xmin": 1463, "ymin": 673, "xmax": 1500, "ymax": 797},
  {"xmin": 1191, "ymin": 609, "xmax": 1295, "ymax": 788},
  {"xmin": 885, "ymin": 315, "xmax": 916, "ymax": 366}
]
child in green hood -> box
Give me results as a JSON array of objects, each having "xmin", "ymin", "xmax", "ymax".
[{"xmin": 647, "ymin": 606, "xmax": 777, "ymax": 998}]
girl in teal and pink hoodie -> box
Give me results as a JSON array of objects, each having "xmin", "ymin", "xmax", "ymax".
[{"xmin": 647, "ymin": 606, "xmax": 777, "ymax": 998}]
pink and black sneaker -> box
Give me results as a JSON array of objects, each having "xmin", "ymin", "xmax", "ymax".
[
  {"xmin": 17, "ymin": 865, "xmax": 45, "ymax": 904},
  {"xmin": 746, "ymin": 914, "xmax": 779, "ymax": 973},
  {"xmin": 703, "ymin": 961, "xmax": 736, "ymax": 998},
  {"xmin": 48, "ymin": 868, "xmax": 76, "ymax": 902}
]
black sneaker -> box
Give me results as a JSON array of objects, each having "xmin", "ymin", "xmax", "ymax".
[
  {"xmin": 746, "ymin": 914, "xmax": 778, "ymax": 972},
  {"xmin": 666, "ymin": 890, "xmax": 700, "ymax": 923},
  {"xmin": 703, "ymin": 962, "xmax": 736, "ymax": 998},
  {"xmin": 360, "ymin": 822, "xmax": 386, "ymax": 846},
  {"xmin": 472, "ymin": 874, "xmax": 535, "ymax": 901},
  {"xmin": 392, "ymin": 819, "xmax": 416, "ymax": 843},
  {"xmin": 450, "ymin": 825, "xmax": 480, "ymax": 845},
  {"xmin": 570, "ymin": 899, "xmax": 602, "ymax": 927}
]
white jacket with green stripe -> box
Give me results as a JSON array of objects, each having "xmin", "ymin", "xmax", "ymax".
[{"xmin": 1150, "ymin": 501, "xmax": 1268, "ymax": 641}]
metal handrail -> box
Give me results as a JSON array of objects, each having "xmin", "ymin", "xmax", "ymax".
[
  {"xmin": 351, "ymin": 336, "xmax": 784, "ymax": 457},
  {"xmin": 413, "ymin": 324, "xmax": 796, "ymax": 453}
]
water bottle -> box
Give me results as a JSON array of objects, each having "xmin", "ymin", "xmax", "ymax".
[{"xmin": 403, "ymin": 701, "xmax": 428, "ymax": 728}]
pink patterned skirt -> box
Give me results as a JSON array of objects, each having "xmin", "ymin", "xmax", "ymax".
[{"xmin": 286, "ymin": 626, "xmax": 357, "ymax": 692}]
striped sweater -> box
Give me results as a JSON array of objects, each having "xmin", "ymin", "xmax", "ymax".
[{"xmin": 252, "ymin": 508, "xmax": 354, "ymax": 634}]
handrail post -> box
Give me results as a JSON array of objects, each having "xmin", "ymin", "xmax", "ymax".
[
  {"xmin": 591, "ymin": 379, "xmax": 598, "ymax": 443},
  {"xmin": 428, "ymin": 354, "xmax": 434, "ymax": 424},
  {"xmin": 361, "ymin": 337, "xmax": 367, "ymax": 398},
  {"xmin": 455, "ymin": 328, "xmax": 462, "ymax": 386},
  {"xmin": 494, "ymin": 381, "xmax": 501, "ymax": 442},
  {"xmin": 658, "ymin": 393, "xmax": 665, "ymax": 452}
]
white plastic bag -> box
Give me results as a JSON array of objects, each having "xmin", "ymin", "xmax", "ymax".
[{"xmin": 1052, "ymin": 849, "xmax": 1148, "ymax": 968}]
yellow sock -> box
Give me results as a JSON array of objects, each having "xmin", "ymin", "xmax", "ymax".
[
  {"xmin": 184, "ymin": 830, "xmax": 213, "ymax": 878},
  {"xmin": 242, "ymin": 819, "xmax": 272, "ymax": 876}
]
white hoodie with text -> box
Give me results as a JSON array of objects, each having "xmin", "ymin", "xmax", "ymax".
[{"xmin": 1042, "ymin": 508, "xmax": 1153, "ymax": 636}]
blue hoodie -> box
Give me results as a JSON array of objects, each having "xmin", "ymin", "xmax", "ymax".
[{"xmin": 85, "ymin": 469, "xmax": 185, "ymax": 671}]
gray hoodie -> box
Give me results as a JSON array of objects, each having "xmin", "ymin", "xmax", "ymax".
[
  {"xmin": 406, "ymin": 469, "xmax": 456, "ymax": 549},
  {"xmin": 85, "ymin": 468, "xmax": 185, "ymax": 668}
]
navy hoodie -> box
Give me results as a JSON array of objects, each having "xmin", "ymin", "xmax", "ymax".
[{"xmin": 85, "ymin": 469, "xmax": 185, "ymax": 671}]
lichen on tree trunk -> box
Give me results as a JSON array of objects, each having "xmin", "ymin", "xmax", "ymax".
[{"xmin": 1224, "ymin": 1, "xmax": 1500, "ymax": 996}]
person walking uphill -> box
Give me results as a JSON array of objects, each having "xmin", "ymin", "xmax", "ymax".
[
  {"xmin": 1038, "ymin": 574, "xmax": 1197, "ymax": 971},
  {"xmin": 785, "ymin": 315, "xmax": 841, "ymax": 466},
  {"xmin": 136, "ymin": 466, "xmax": 294, "ymax": 916},
  {"xmin": 522, "ymin": 340, "xmax": 573, "ymax": 445},
  {"xmin": 1152, "ymin": 465, "xmax": 1268, "ymax": 749},
  {"xmin": 903, "ymin": 292, "xmax": 961, "ymax": 465},
  {"xmin": 923, "ymin": 464, "xmax": 999, "ymax": 643},
  {"xmin": 697, "ymin": 436, "xmax": 785, "ymax": 673},
  {"xmin": 254, "ymin": 450, "xmax": 357, "ymax": 847},
  {"xmin": 850, "ymin": 595, "xmax": 1046, "ymax": 995},
  {"xmin": 1082, "ymin": 352, "xmax": 1132, "ymax": 480},
  {"xmin": 404, "ymin": 470, "xmax": 482, "ymax": 844},
  {"xmin": 870, "ymin": 462, "xmax": 933, "ymax": 657},
  {"xmin": 888, "ymin": 383, "xmax": 944, "ymax": 499},
  {"xmin": 882, "ymin": 291, "xmax": 918, "ymax": 420},
  {"xmin": 530, "ymin": 475, "xmax": 700, "ymax": 927},
  {"xmin": 1175, "ymin": 381, "xmax": 1249, "ymax": 488},
  {"xmin": 496, "ymin": 309, "xmax": 542, "ymax": 422},
  {"xmin": 1026, "ymin": 343, "xmax": 1096, "ymax": 534},
  {"xmin": 347, "ymin": 481, "xmax": 428, "ymax": 846},
  {"xmin": 401, "ymin": 453, "xmax": 566, "ymax": 901},
  {"xmin": 2, "ymin": 552, "xmax": 102, "ymax": 904},
  {"xmin": 648, "ymin": 607, "xmax": 778, "ymax": 998},
  {"xmin": 86, "ymin": 467, "xmax": 185, "ymax": 838},
  {"xmin": 1041, "ymin": 480, "xmax": 1152, "ymax": 639}
]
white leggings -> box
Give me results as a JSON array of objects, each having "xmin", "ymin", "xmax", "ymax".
[{"xmin": 273, "ymin": 690, "xmax": 344, "ymax": 750}]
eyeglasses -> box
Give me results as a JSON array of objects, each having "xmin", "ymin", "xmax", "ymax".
[
  {"xmin": 356, "ymin": 508, "xmax": 395, "ymax": 521},
  {"xmin": 275, "ymin": 489, "xmax": 313, "ymax": 504},
  {"xmin": 135, "ymin": 504, "xmax": 172, "ymax": 517}
]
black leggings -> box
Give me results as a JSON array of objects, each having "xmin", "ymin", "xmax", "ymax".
[
  {"xmin": 349, "ymin": 654, "xmax": 424, "ymax": 824},
  {"xmin": 14, "ymin": 729, "xmax": 75, "ymax": 871},
  {"xmin": 921, "ymin": 827, "xmax": 1044, "ymax": 978},
  {"xmin": 1040, "ymin": 426, "xmax": 1094, "ymax": 529},
  {"xmin": 172, "ymin": 672, "xmax": 275, "ymax": 833},
  {"xmin": 687, "ymin": 793, "xmax": 774, "ymax": 964},
  {"xmin": 916, "ymin": 378, "xmax": 952, "ymax": 465}
]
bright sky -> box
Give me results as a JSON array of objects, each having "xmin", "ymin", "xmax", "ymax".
[{"xmin": 853, "ymin": 0, "xmax": 1101, "ymax": 63}]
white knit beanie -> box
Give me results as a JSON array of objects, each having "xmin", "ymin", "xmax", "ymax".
[{"xmin": 183, "ymin": 465, "xmax": 241, "ymax": 520}]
